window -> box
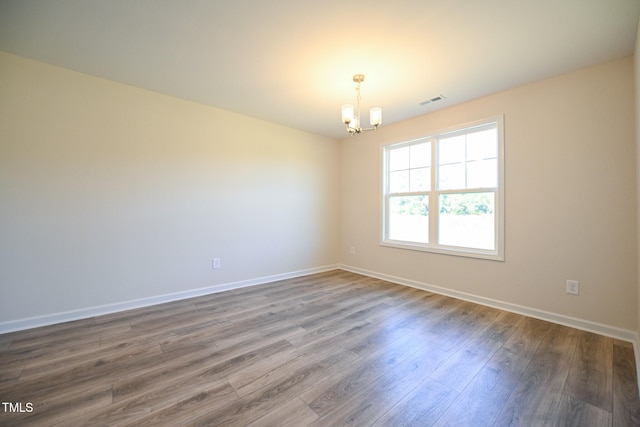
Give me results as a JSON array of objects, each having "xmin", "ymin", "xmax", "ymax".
[{"xmin": 382, "ymin": 116, "xmax": 504, "ymax": 260}]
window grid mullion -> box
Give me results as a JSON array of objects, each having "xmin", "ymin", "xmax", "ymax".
[
  {"xmin": 430, "ymin": 138, "xmax": 437, "ymax": 245},
  {"xmin": 435, "ymin": 187, "xmax": 498, "ymax": 196}
]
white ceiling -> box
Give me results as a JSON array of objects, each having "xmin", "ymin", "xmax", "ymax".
[{"xmin": 1, "ymin": 0, "xmax": 639, "ymax": 139}]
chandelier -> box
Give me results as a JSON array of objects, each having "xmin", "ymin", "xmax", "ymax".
[{"xmin": 341, "ymin": 74, "xmax": 382, "ymax": 135}]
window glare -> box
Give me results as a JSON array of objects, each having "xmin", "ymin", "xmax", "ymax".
[
  {"xmin": 438, "ymin": 135, "xmax": 465, "ymax": 165},
  {"xmin": 389, "ymin": 146, "xmax": 410, "ymax": 171},
  {"xmin": 410, "ymin": 143, "xmax": 430, "ymax": 168},
  {"xmin": 389, "ymin": 195, "xmax": 429, "ymax": 243},
  {"xmin": 438, "ymin": 163, "xmax": 465, "ymax": 190},
  {"xmin": 439, "ymin": 193, "xmax": 495, "ymax": 250},
  {"xmin": 467, "ymin": 129, "xmax": 497, "ymax": 160},
  {"xmin": 410, "ymin": 167, "xmax": 430, "ymax": 192},
  {"xmin": 467, "ymin": 158, "xmax": 497, "ymax": 188},
  {"xmin": 389, "ymin": 170, "xmax": 409, "ymax": 193}
]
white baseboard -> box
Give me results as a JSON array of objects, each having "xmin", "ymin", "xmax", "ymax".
[
  {"xmin": 0, "ymin": 264, "xmax": 339, "ymax": 334},
  {"xmin": 338, "ymin": 264, "xmax": 638, "ymax": 344}
]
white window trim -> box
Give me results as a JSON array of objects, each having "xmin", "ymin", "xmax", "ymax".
[{"xmin": 380, "ymin": 115, "xmax": 505, "ymax": 261}]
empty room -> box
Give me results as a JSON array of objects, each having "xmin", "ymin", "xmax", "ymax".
[{"xmin": 2, "ymin": 1, "xmax": 640, "ymax": 425}]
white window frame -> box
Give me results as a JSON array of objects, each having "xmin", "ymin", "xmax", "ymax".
[{"xmin": 381, "ymin": 115, "xmax": 505, "ymax": 261}]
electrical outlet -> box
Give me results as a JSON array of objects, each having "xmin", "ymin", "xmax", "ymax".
[
  {"xmin": 213, "ymin": 258, "xmax": 221, "ymax": 269},
  {"xmin": 350, "ymin": 246, "xmax": 356, "ymax": 255},
  {"xmin": 566, "ymin": 280, "xmax": 579, "ymax": 295}
]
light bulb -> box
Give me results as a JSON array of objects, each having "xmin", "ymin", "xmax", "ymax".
[
  {"xmin": 370, "ymin": 107, "xmax": 382, "ymax": 126},
  {"xmin": 342, "ymin": 104, "xmax": 354, "ymax": 124}
]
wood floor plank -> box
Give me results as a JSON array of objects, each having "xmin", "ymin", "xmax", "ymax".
[
  {"xmin": 499, "ymin": 315, "xmax": 550, "ymax": 358},
  {"xmin": 0, "ymin": 342, "xmax": 164, "ymax": 406},
  {"xmin": 111, "ymin": 339, "xmax": 292, "ymax": 403},
  {"xmin": 2, "ymin": 317, "xmax": 97, "ymax": 345},
  {"xmin": 401, "ymin": 296, "xmax": 495, "ymax": 354},
  {"xmin": 429, "ymin": 310, "xmax": 522, "ymax": 392},
  {"xmin": 6, "ymin": 320, "xmax": 129, "ymax": 354},
  {"xmin": 432, "ymin": 317, "xmax": 550, "ymax": 427},
  {"xmin": 0, "ymin": 366, "xmax": 21, "ymax": 384},
  {"xmin": 1, "ymin": 388, "xmax": 113, "ymax": 427},
  {"xmin": 19, "ymin": 339, "xmax": 159, "ymax": 379},
  {"xmin": 87, "ymin": 374, "xmax": 233, "ymax": 425},
  {"xmin": 0, "ymin": 335, "xmax": 12, "ymax": 352},
  {"xmin": 126, "ymin": 381, "xmax": 239, "ymax": 427},
  {"xmin": 191, "ymin": 350, "xmax": 362, "ymax": 426},
  {"xmin": 612, "ymin": 339, "xmax": 640, "ymax": 426},
  {"xmin": 299, "ymin": 329, "xmax": 436, "ymax": 416},
  {"xmin": 245, "ymin": 397, "xmax": 319, "ymax": 427},
  {"xmin": 0, "ymin": 270, "xmax": 638, "ymax": 426},
  {"xmin": 307, "ymin": 340, "xmax": 449, "ymax": 426},
  {"xmin": 0, "ymin": 332, "xmax": 102, "ymax": 367},
  {"xmin": 564, "ymin": 330, "xmax": 613, "ymax": 413},
  {"xmin": 287, "ymin": 302, "xmax": 394, "ymax": 349},
  {"xmin": 555, "ymin": 394, "xmax": 612, "ymax": 427},
  {"xmin": 226, "ymin": 345, "xmax": 303, "ymax": 395},
  {"xmin": 371, "ymin": 377, "xmax": 458, "ymax": 427},
  {"xmin": 227, "ymin": 344, "xmax": 355, "ymax": 398},
  {"xmin": 493, "ymin": 322, "xmax": 581, "ymax": 426}
]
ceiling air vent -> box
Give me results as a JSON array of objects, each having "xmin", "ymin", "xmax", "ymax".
[{"xmin": 419, "ymin": 95, "xmax": 446, "ymax": 106}]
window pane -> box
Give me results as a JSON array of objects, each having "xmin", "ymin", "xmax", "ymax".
[
  {"xmin": 438, "ymin": 193, "xmax": 495, "ymax": 250},
  {"xmin": 438, "ymin": 163, "xmax": 465, "ymax": 190},
  {"xmin": 466, "ymin": 158, "xmax": 497, "ymax": 188},
  {"xmin": 389, "ymin": 195, "xmax": 428, "ymax": 243},
  {"xmin": 410, "ymin": 142, "xmax": 430, "ymax": 168},
  {"xmin": 466, "ymin": 129, "xmax": 497, "ymax": 160},
  {"xmin": 389, "ymin": 170, "xmax": 409, "ymax": 193},
  {"xmin": 389, "ymin": 146, "xmax": 410, "ymax": 171},
  {"xmin": 410, "ymin": 167, "xmax": 430, "ymax": 191},
  {"xmin": 439, "ymin": 135, "xmax": 465, "ymax": 165}
]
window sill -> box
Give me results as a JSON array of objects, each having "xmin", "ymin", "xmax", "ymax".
[{"xmin": 380, "ymin": 240, "xmax": 504, "ymax": 261}]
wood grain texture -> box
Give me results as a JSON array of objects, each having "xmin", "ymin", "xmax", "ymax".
[
  {"xmin": 564, "ymin": 331, "xmax": 613, "ymax": 412},
  {"xmin": 494, "ymin": 323, "xmax": 581, "ymax": 426},
  {"xmin": 0, "ymin": 270, "xmax": 638, "ymax": 426},
  {"xmin": 612, "ymin": 340, "xmax": 640, "ymax": 427}
]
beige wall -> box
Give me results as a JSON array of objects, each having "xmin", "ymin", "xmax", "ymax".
[
  {"xmin": 340, "ymin": 57, "xmax": 637, "ymax": 330},
  {"xmin": 0, "ymin": 52, "xmax": 340, "ymax": 323}
]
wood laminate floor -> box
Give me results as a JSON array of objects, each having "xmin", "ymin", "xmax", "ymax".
[{"xmin": 1, "ymin": 270, "xmax": 640, "ymax": 426}]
